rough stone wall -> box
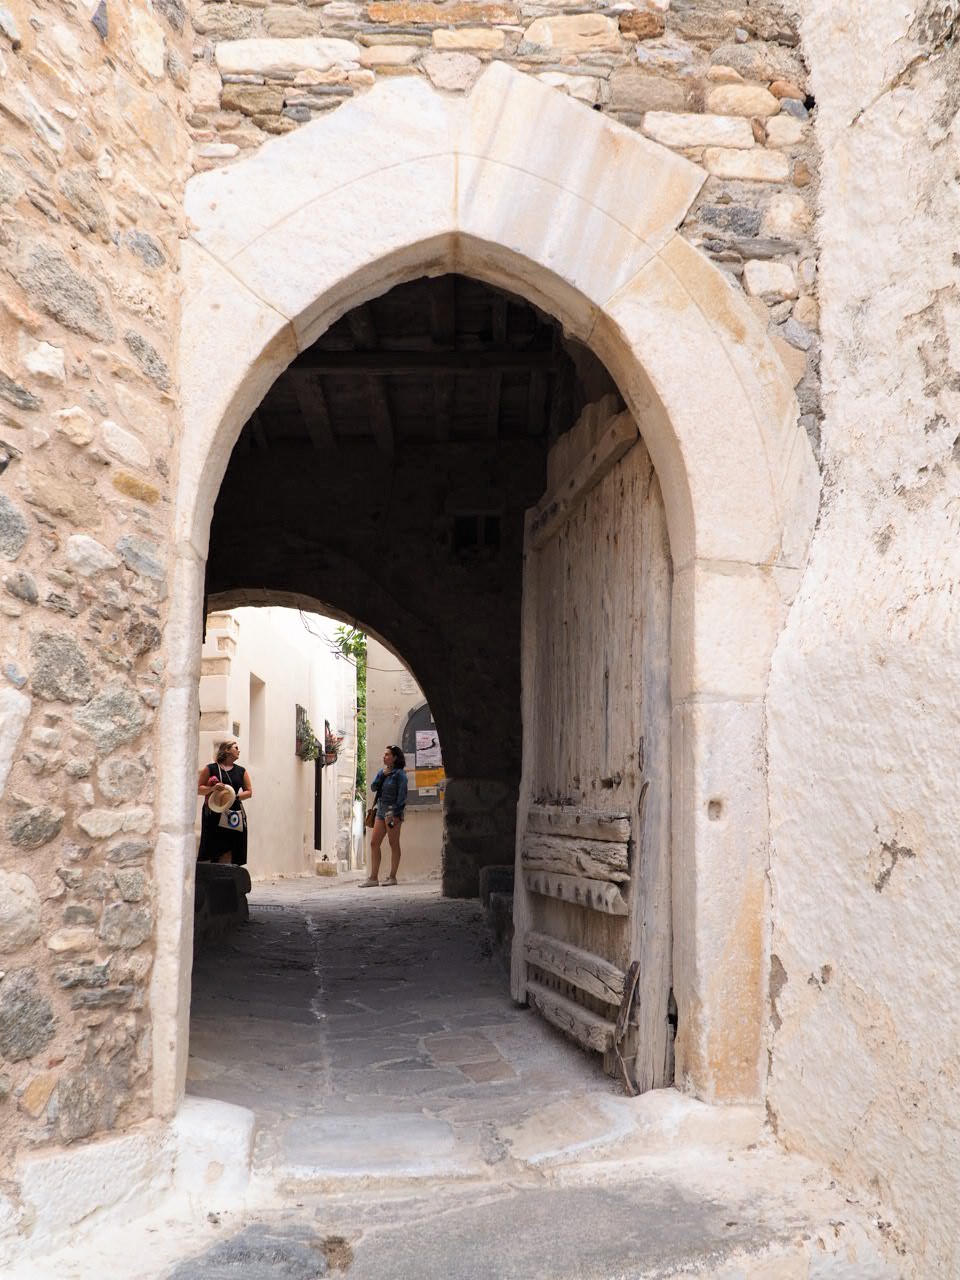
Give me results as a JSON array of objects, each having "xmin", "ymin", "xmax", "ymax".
[
  {"xmin": 0, "ymin": 1, "xmax": 190, "ymax": 1163},
  {"xmin": 767, "ymin": 3, "xmax": 960, "ymax": 1273},
  {"xmin": 186, "ymin": 0, "xmax": 822, "ymax": 443},
  {"xmin": 0, "ymin": 0, "xmax": 827, "ymax": 1176}
]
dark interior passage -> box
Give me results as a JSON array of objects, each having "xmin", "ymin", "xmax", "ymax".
[{"xmin": 207, "ymin": 275, "xmax": 620, "ymax": 895}]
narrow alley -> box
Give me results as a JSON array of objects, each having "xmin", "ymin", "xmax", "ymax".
[{"xmin": 11, "ymin": 881, "xmax": 899, "ymax": 1279}]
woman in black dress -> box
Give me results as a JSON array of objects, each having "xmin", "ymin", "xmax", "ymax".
[{"xmin": 197, "ymin": 738, "xmax": 253, "ymax": 865}]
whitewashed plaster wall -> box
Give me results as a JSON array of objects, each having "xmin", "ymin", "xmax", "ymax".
[
  {"xmin": 365, "ymin": 638, "xmax": 442, "ymax": 881},
  {"xmin": 198, "ymin": 607, "xmax": 354, "ymax": 877},
  {"xmin": 766, "ymin": 4, "xmax": 960, "ymax": 1272}
]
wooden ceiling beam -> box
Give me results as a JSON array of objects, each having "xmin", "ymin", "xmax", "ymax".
[
  {"xmin": 366, "ymin": 377, "xmax": 394, "ymax": 455},
  {"xmin": 293, "ymin": 372, "xmax": 337, "ymax": 452}
]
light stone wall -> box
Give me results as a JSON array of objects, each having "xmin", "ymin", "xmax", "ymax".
[
  {"xmin": 764, "ymin": 3, "xmax": 960, "ymax": 1273},
  {"xmin": 197, "ymin": 607, "xmax": 356, "ymax": 877}
]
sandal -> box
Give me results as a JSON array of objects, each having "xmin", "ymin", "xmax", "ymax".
[
  {"xmin": 359, "ymin": 877, "xmax": 379, "ymax": 888},
  {"xmin": 382, "ymin": 876, "xmax": 398, "ymax": 886}
]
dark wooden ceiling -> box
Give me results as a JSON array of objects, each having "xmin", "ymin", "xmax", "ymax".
[{"xmin": 240, "ymin": 274, "xmax": 617, "ymax": 454}]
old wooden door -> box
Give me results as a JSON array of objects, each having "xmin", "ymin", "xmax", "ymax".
[{"xmin": 511, "ymin": 404, "xmax": 673, "ymax": 1092}]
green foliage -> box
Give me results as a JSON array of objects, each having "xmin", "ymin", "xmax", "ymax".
[
  {"xmin": 333, "ymin": 626, "xmax": 367, "ymax": 801},
  {"xmin": 295, "ymin": 712, "xmax": 321, "ymax": 762}
]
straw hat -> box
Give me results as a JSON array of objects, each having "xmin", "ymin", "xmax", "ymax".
[{"xmin": 208, "ymin": 783, "xmax": 236, "ymax": 813}]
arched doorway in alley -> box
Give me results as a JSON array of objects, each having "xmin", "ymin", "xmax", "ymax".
[
  {"xmin": 200, "ymin": 270, "xmax": 672, "ymax": 1092},
  {"xmin": 154, "ymin": 63, "xmax": 819, "ymax": 1122}
]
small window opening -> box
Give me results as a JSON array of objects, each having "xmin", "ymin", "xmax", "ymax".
[{"xmin": 452, "ymin": 513, "xmax": 501, "ymax": 559}]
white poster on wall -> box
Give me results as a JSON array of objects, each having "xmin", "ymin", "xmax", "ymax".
[{"xmin": 415, "ymin": 729, "xmax": 442, "ymax": 768}]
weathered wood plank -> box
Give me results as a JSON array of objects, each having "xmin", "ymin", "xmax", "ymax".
[
  {"xmin": 524, "ymin": 869, "xmax": 629, "ymax": 915},
  {"xmin": 522, "ymin": 832, "xmax": 629, "ymax": 883},
  {"xmin": 527, "ymin": 413, "xmax": 639, "ymax": 549},
  {"xmin": 524, "ymin": 932, "xmax": 625, "ymax": 1004},
  {"xmin": 527, "ymin": 805, "xmax": 630, "ymax": 843},
  {"xmin": 526, "ymin": 980, "xmax": 616, "ymax": 1053}
]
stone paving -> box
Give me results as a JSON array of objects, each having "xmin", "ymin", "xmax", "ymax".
[
  {"xmin": 9, "ymin": 877, "xmax": 902, "ymax": 1278},
  {"xmin": 187, "ymin": 877, "xmax": 621, "ymax": 1186}
]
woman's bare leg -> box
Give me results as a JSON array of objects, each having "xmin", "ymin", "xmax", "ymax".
[
  {"xmin": 368, "ymin": 820, "xmax": 386, "ymax": 880},
  {"xmin": 386, "ymin": 822, "xmax": 402, "ymax": 879}
]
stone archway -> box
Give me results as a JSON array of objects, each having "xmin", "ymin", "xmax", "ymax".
[{"xmin": 154, "ymin": 63, "xmax": 819, "ymax": 1117}]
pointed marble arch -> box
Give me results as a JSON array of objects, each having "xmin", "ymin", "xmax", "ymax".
[{"xmin": 156, "ymin": 62, "xmax": 819, "ymax": 1114}]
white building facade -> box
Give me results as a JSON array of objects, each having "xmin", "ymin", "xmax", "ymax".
[{"xmin": 198, "ymin": 608, "xmax": 357, "ymax": 877}]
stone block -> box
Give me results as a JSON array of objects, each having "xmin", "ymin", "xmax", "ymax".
[
  {"xmin": 761, "ymin": 192, "xmax": 811, "ymax": 239},
  {"xmin": 189, "ymin": 63, "xmax": 223, "ymax": 114},
  {"xmin": 0, "ymin": 872, "xmax": 41, "ymax": 953},
  {"xmin": 671, "ymin": 699, "xmax": 768, "ymax": 1102},
  {"xmin": 97, "ymin": 757, "xmax": 150, "ymax": 804},
  {"xmin": 100, "ymin": 420, "xmax": 150, "ymax": 469},
  {"xmin": 262, "ymin": 5, "xmax": 321, "ymax": 37},
  {"xmin": 99, "ymin": 902, "xmax": 153, "ymax": 949},
  {"xmin": 0, "ymin": 688, "xmax": 30, "ymax": 799},
  {"xmin": 19, "ymin": 1071, "xmax": 56, "ymax": 1119},
  {"xmin": 359, "ymin": 44, "xmax": 420, "ymax": 67},
  {"xmin": 215, "ymin": 37, "xmax": 361, "ymax": 77},
  {"xmin": 13, "ymin": 244, "xmax": 114, "ymax": 342},
  {"xmin": 765, "ymin": 115, "xmax": 806, "ymax": 147},
  {"xmin": 57, "ymin": 1069, "xmax": 108, "ymax": 1142},
  {"xmin": 65, "ymin": 535, "xmax": 119, "ymax": 577},
  {"xmin": 523, "ymin": 13, "xmax": 620, "ymax": 52},
  {"xmin": 9, "ymin": 805, "xmax": 65, "ymax": 849},
  {"xmin": 703, "ymin": 148, "xmax": 790, "ymax": 182},
  {"xmin": 0, "ymin": 969, "xmax": 56, "ymax": 1062},
  {"xmin": 706, "ymin": 84, "xmax": 780, "ymax": 118},
  {"xmin": 422, "ymin": 50, "xmax": 481, "ymax": 91},
  {"xmin": 192, "ymin": 2, "xmax": 259, "ymax": 39},
  {"xmin": 433, "ymin": 28, "xmax": 504, "ymax": 51},
  {"xmin": 168, "ymin": 1096, "xmax": 255, "ymax": 1205},
  {"xmin": 46, "ymin": 927, "xmax": 97, "ymax": 952},
  {"xmin": 220, "ymin": 83, "xmax": 286, "ymax": 115},
  {"xmin": 608, "ymin": 69, "xmax": 690, "ymax": 115},
  {"xmin": 54, "ymin": 406, "xmax": 95, "ymax": 447},
  {"xmin": 619, "ymin": 9, "xmax": 665, "ymax": 39},
  {"xmin": 642, "ymin": 112, "xmax": 755, "ymax": 150},
  {"xmin": 0, "ymin": 495, "xmax": 27, "ymax": 561},
  {"xmin": 769, "ymin": 78, "xmax": 805, "ymax": 101},
  {"xmin": 742, "ymin": 259, "xmax": 798, "ymax": 300},
  {"xmin": 672, "ymin": 561, "xmax": 789, "ymax": 703},
  {"xmin": 366, "ymin": 2, "xmax": 516, "ymax": 22},
  {"xmin": 16, "ymin": 1127, "xmax": 170, "ymax": 1257},
  {"xmin": 73, "ymin": 684, "xmax": 146, "ymax": 754},
  {"xmin": 19, "ymin": 338, "xmax": 64, "ymax": 383}
]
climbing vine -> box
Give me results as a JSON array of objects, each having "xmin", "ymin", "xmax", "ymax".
[{"xmin": 333, "ymin": 626, "xmax": 367, "ymax": 801}]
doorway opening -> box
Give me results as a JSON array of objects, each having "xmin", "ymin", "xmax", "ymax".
[{"xmin": 192, "ymin": 272, "xmax": 674, "ymax": 1096}]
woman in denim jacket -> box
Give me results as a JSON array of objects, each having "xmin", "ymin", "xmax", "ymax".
[{"xmin": 361, "ymin": 745, "xmax": 408, "ymax": 887}]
